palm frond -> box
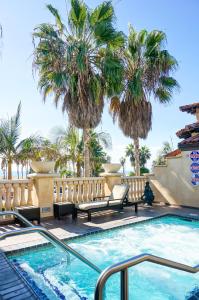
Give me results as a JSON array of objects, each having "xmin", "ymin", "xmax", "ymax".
[
  {"xmin": 90, "ymin": 1, "xmax": 114, "ymax": 25},
  {"xmin": 46, "ymin": 4, "xmax": 64, "ymax": 32},
  {"xmin": 69, "ymin": 0, "xmax": 87, "ymax": 35}
]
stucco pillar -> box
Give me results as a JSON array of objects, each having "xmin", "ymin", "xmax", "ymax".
[
  {"xmin": 28, "ymin": 173, "xmax": 58, "ymax": 218},
  {"xmin": 100, "ymin": 172, "xmax": 122, "ymax": 195}
]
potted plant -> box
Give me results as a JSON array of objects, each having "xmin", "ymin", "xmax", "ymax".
[{"xmin": 30, "ymin": 141, "xmax": 57, "ymax": 174}]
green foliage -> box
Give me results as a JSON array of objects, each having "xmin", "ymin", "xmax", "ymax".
[
  {"xmin": 33, "ymin": 0, "xmax": 124, "ymax": 130},
  {"xmin": 0, "ymin": 103, "xmax": 44, "ymax": 179},
  {"xmin": 129, "ymin": 171, "xmax": 135, "ymax": 176},
  {"xmin": 110, "ymin": 26, "xmax": 179, "ymax": 142},
  {"xmin": 89, "ymin": 131, "xmax": 111, "ymax": 176},
  {"xmin": 126, "ymin": 144, "xmax": 151, "ymax": 168},
  {"xmin": 153, "ymin": 140, "xmax": 174, "ymax": 166},
  {"xmin": 51, "ymin": 126, "xmax": 111, "ymax": 177},
  {"xmin": 140, "ymin": 167, "xmax": 149, "ymax": 175},
  {"xmin": 60, "ymin": 169, "xmax": 73, "ymax": 178}
]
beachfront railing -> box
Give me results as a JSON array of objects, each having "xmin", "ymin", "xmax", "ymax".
[
  {"xmin": 0, "ymin": 179, "xmax": 33, "ymax": 211},
  {"xmin": 121, "ymin": 176, "xmax": 147, "ymax": 202},
  {"xmin": 0, "ymin": 175, "xmax": 147, "ymax": 215},
  {"xmin": 54, "ymin": 176, "xmax": 147, "ymax": 204},
  {"xmin": 54, "ymin": 177, "xmax": 105, "ymax": 204}
]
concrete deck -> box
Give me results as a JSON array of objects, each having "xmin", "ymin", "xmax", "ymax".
[{"xmin": 0, "ymin": 204, "xmax": 199, "ymax": 252}]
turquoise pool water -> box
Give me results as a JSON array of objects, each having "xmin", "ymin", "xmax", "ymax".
[{"xmin": 8, "ymin": 215, "xmax": 199, "ymax": 299}]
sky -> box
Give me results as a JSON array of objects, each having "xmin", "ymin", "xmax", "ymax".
[{"xmin": 0, "ymin": 0, "xmax": 199, "ymax": 172}]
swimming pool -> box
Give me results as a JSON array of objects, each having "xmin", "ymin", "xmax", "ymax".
[{"xmin": 8, "ymin": 215, "xmax": 199, "ymax": 299}]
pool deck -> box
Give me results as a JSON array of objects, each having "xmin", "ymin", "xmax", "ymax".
[{"xmin": 0, "ymin": 204, "xmax": 199, "ymax": 253}]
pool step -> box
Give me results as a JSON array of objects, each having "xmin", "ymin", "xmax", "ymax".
[{"xmin": 0, "ymin": 252, "xmax": 38, "ymax": 299}]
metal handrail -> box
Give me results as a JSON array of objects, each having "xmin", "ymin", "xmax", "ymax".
[
  {"xmin": 94, "ymin": 253, "xmax": 199, "ymax": 300},
  {"xmin": 0, "ymin": 211, "xmax": 35, "ymax": 227},
  {"xmin": 0, "ymin": 211, "xmax": 101, "ymax": 273}
]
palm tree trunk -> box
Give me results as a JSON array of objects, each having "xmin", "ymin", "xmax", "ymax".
[
  {"xmin": 8, "ymin": 160, "xmax": 12, "ymax": 180},
  {"xmin": 83, "ymin": 128, "xmax": 91, "ymax": 177},
  {"xmin": 133, "ymin": 137, "xmax": 140, "ymax": 176},
  {"xmin": 72, "ymin": 161, "xmax": 75, "ymax": 175},
  {"xmin": 76, "ymin": 161, "xmax": 81, "ymax": 177}
]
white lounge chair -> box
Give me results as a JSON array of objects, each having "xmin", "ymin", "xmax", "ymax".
[{"xmin": 73, "ymin": 184, "xmax": 129, "ymax": 221}]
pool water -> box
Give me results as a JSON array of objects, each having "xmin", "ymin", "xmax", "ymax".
[{"xmin": 8, "ymin": 215, "xmax": 199, "ymax": 299}]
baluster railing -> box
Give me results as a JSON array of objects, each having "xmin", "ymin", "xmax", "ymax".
[
  {"xmin": 54, "ymin": 177, "xmax": 106, "ymax": 204},
  {"xmin": 0, "ymin": 179, "xmax": 33, "ymax": 211},
  {"xmin": 122, "ymin": 176, "xmax": 147, "ymax": 202}
]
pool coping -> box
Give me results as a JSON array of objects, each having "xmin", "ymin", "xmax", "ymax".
[{"xmin": 5, "ymin": 212, "xmax": 199, "ymax": 256}]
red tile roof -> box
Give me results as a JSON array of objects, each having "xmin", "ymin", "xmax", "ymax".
[
  {"xmin": 165, "ymin": 149, "xmax": 181, "ymax": 157},
  {"xmin": 179, "ymin": 102, "xmax": 199, "ymax": 114},
  {"xmin": 176, "ymin": 122, "xmax": 199, "ymax": 139},
  {"xmin": 178, "ymin": 133, "xmax": 199, "ymax": 150}
]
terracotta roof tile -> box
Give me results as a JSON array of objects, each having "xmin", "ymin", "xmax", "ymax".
[
  {"xmin": 176, "ymin": 122, "xmax": 199, "ymax": 138},
  {"xmin": 178, "ymin": 133, "xmax": 199, "ymax": 150},
  {"xmin": 165, "ymin": 149, "xmax": 181, "ymax": 157},
  {"xmin": 179, "ymin": 102, "xmax": 199, "ymax": 114}
]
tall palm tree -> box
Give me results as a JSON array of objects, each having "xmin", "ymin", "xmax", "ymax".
[
  {"xmin": 110, "ymin": 26, "xmax": 179, "ymax": 175},
  {"xmin": 33, "ymin": 0, "xmax": 124, "ymax": 177}
]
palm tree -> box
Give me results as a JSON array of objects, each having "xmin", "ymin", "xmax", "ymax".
[
  {"xmin": 0, "ymin": 103, "xmax": 42, "ymax": 179},
  {"xmin": 33, "ymin": 1, "xmax": 124, "ymax": 177},
  {"xmin": 110, "ymin": 26, "xmax": 179, "ymax": 175},
  {"xmin": 120, "ymin": 156, "xmax": 126, "ymax": 175},
  {"xmin": 51, "ymin": 126, "xmax": 83, "ymax": 176},
  {"xmin": 51, "ymin": 126, "xmax": 112, "ymax": 176},
  {"xmin": 125, "ymin": 144, "xmax": 135, "ymax": 168},
  {"xmin": 139, "ymin": 145, "xmax": 151, "ymax": 168},
  {"xmin": 0, "ymin": 103, "xmax": 21, "ymax": 179},
  {"xmin": 89, "ymin": 131, "xmax": 112, "ymax": 176},
  {"xmin": 126, "ymin": 144, "xmax": 151, "ymax": 173}
]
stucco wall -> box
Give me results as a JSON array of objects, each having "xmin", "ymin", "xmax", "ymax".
[{"xmin": 152, "ymin": 151, "xmax": 199, "ymax": 208}]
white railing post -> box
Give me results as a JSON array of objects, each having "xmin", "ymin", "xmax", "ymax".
[
  {"xmin": 53, "ymin": 177, "xmax": 107, "ymax": 205},
  {"xmin": 13, "ymin": 183, "xmax": 20, "ymax": 207},
  {"xmin": 27, "ymin": 181, "xmax": 33, "ymax": 206},
  {"xmin": 5, "ymin": 183, "xmax": 12, "ymax": 210},
  {"xmin": 121, "ymin": 176, "xmax": 147, "ymax": 202},
  {"xmin": 20, "ymin": 183, "xmax": 26, "ymax": 206}
]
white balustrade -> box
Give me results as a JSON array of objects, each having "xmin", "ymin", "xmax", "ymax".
[
  {"xmin": 0, "ymin": 180, "xmax": 33, "ymax": 211},
  {"xmin": 54, "ymin": 177, "xmax": 106, "ymax": 204},
  {"xmin": 122, "ymin": 176, "xmax": 147, "ymax": 202}
]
